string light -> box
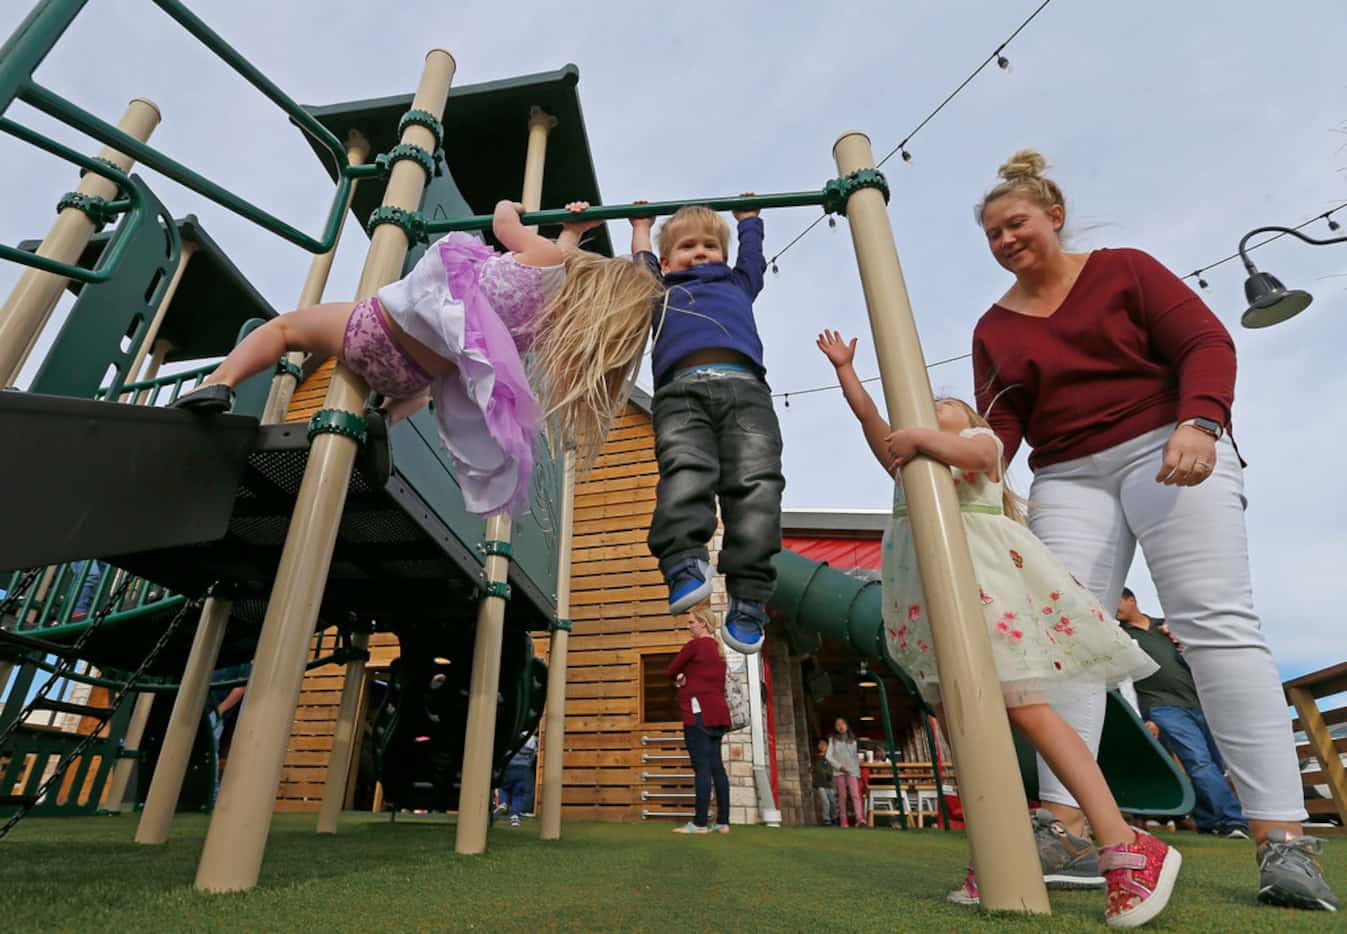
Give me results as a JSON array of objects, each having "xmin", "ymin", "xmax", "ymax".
[
  {"xmin": 764, "ymin": 0, "xmax": 1057, "ymax": 272},
  {"xmin": 1180, "ymin": 198, "xmax": 1347, "ymax": 289},
  {"xmin": 771, "ymin": 351, "xmax": 973, "ymax": 404}
]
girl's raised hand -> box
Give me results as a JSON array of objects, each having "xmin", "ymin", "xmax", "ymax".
[
  {"xmin": 562, "ymin": 201, "xmax": 603, "ymax": 234},
  {"xmin": 816, "ymin": 329, "xmax": 858, "ymax": 368}
]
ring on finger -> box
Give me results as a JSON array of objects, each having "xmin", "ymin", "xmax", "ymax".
[{"xmin": 1195, "ymin": 461, "xmax": 1212, "ymax": 471}]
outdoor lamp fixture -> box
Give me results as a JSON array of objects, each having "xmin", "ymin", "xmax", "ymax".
[
  {"xmin": 1238, "ymin": 225, "xmax": 1347, "ymax": 328},
  {"xmin": 857, "ymin": 662, "xmax": 879, "ymax": 689}
]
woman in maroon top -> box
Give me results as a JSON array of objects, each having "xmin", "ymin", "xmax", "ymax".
[
  {"xmin": 666, "ymin": 608, "xmax": 731, "ymax": 834},
  {"xmin": 971, "ymin": 150, "xmax": 1336, "ymax": 912}
]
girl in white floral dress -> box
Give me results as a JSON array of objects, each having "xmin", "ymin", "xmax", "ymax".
[{"xmin": 817, "ymin": 330, "xmax": 1178, "ymax": 929}]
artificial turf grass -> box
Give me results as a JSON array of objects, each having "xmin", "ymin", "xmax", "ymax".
[{"xmin": 0, "ymin": 813, "xmax": 1341, "ymax": 932}]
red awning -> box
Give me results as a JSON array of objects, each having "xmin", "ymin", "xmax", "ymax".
[{"xmin": 783, "ymin": 536, "xmax": 882, "ymax": 571}]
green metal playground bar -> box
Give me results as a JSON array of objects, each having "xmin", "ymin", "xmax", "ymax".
[
  {"xmin": 0, "ymin": 0, "xmax": 361, "ymax": 282},
  {"xmin": 422, "ymin": 190, "xmax": 835, "ymax": 234}
]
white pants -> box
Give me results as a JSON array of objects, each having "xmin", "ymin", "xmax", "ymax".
[{"xmin": 1028, "ymin": 424, "xmax": 1305, "ymax": 822}]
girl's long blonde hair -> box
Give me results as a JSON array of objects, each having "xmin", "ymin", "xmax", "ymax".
[
  {"xmin": 936, "ymin": 397, "xmax": 1028, "ymax": 525},
  {"xmin": 528, "ymin": 250, "xmax": 662, "ymax": 472}
]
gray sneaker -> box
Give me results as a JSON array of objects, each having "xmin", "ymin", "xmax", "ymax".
[
  {"xmin": 1033, "ymin": 808, "xmax": 1105, "ymax": 889},
  {"xmin": 1257, "ymin": 829, "xmax": 1339, "ymax": 911}
]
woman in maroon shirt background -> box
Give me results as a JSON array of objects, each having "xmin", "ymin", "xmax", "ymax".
[
  {"xmin": 666, "ymin": 607, "xmax": 731, "ymax": 834},
  {"xmin": 970, "ymin": 150, "xmax": 1335, "ymax": 911}
]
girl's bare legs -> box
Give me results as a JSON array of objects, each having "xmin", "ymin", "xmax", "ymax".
[
  {"xmin": 1009, "ymin": 703, "xmax": 1135, "ymax": 848},
  {"xmin": 201, "ymin": 302, "xmax": 356, "ymax": 389}
]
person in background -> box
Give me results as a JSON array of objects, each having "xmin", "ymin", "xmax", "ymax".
[
  {"xmin": 813, "ymin": 738, "xmax": 837, "ymax": 826},
  {"xmin": 1117, "ymin": 587, "xmax": 1249, "ymax": 840}
]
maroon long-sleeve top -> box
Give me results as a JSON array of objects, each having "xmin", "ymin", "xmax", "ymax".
[
  {"xmin": 666, "ymin": 636, "xmax": 730, "ymax": 728},
  {"xmin": 972, "ymin": 248, "xmax": 1237, "ymax": 469}
]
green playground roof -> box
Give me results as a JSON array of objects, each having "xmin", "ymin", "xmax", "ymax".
[
  {"xmin": 296, "ymin": 64, "xmax": 615, "ymax": 257},
  {"xmin": 21, "ymin": 215, "xmax": 276, "ymax": 364}
]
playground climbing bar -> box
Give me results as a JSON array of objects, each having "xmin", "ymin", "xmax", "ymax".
[
  {"xmin": 832, "ymin": 130, "xmax": 1050, "ymax": 915},
  {"xmin": 424, "ymin": 190, "xmax": 834, "ymax": 235}
]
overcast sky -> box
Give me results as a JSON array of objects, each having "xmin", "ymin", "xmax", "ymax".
[{"xmin": 2, "ymin": 1, "xmax": 1342, "ymax": 680}]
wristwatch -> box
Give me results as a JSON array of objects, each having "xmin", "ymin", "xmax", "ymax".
[{"xmin": 1179, "ymin": 417, "xmax": 1223, "ymax": 440}]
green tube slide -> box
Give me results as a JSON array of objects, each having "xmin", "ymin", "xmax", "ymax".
[{"xmin": 769, "ymin": 549, "xmax": 1194, "ymax": 816}]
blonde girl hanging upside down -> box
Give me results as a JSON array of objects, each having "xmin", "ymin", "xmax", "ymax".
[{"xmin": 173, "ymin": 200, "xmax": 660, "ymax": 517}]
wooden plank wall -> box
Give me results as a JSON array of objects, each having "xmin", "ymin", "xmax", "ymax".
[
  {"xmin": 534, "ymin": 404, "xmax": 693, "ymax": 822},
  {"xmin": 274, "ymin": 633, "xmax": 399, "ymax": 813}
]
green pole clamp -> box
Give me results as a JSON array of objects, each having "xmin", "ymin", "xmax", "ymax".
[
  {"xmin": 398, "ymin": 109, "xmax": 445, "ymax": 150},
  {"xmin": 479, "ymin": 540, "xmax": 513, "ymax": 560},
  {"xmin": 393, "ymin": 109, "xmax": 447, "ymax": 175},
  {"xmin": 77, "ymin": 157, "xmax": 128, "ymax": 197},
  {"xmin": 275, "ymin": 358, "xmax": 303, "ymax": 381},
  {"xmin": 56, "ymin": 191, "xmax": 120, "ymax": 230},
  {"xmin": 551, "ymin": 618, "xmax": 572, "ymax": 632},
  {"xmin": 375, "ymin": 143, "xmax": 440, "ymax": 181},
  {"xmin": 482, "ymin": 580, "xmax": 512, "ymax": 601},
  {"xmin": 821, "ymin": 168, "xmax": 891, "ymax": 217},
  {"xmin": 306, "ymin": 408, "xmax": 368, "ymax": 446},
  {"xmin": 367, "ymin": 206, "xmax": 427, "ymax": 245}
]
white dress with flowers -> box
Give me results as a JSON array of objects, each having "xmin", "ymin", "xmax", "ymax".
[{"xmin": 880, "ymin": 428, "xmax": 1157, "ymax": 707}]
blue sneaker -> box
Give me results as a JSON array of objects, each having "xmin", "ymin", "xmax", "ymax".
[
  {"xmin": 666, "ymin": 558, "xmax": 713, "ymax": 614},
  {"xmin": 723, "ymin": 598, "xmax": 767, "ymax": 654}
]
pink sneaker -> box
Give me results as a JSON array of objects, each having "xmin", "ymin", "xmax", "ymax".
[
  {"xmin": 945, "ymin": 866, "xmax": 979, "ymax": 906},
  {"xmin": 1099, "ymin": 830, "xmax": 1182, "ymax": 928}
]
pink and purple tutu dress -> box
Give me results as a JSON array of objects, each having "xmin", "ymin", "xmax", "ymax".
[{"xmin": 365, "ymin": 232, "xmax": 565, "ymax": 517}]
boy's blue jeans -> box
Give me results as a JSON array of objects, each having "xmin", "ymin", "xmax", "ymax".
[
  {"xmin": 648, "ymin": 370, "xmax": 784, "ymax": 604},
  {"xmin": 1149, "ymin": 705, "xmax": 1247, "ymax": 830}
]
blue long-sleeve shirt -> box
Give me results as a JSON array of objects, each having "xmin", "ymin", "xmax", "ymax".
[{"xmin": 638, "ymin": 217, "xmax": 768, "ymax": 387}]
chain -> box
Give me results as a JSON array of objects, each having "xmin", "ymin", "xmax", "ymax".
[
  {"xmin": 0, "ymin": 594, "xmax": 201, "ymax": 841},
  {"xmin": 0, "ymin": 567, "xmax": 43, "ymax": 620},
  {"xmin": 0, "ymin": 574, "xmax": 133, "ymax": 756}
]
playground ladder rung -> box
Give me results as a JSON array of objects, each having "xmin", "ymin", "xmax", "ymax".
[
  {"xmin": 29, "ymin": 700, "xmax": 113, "ymax": 719},
  {"xmin": 641, "ymin": 791, "xmax": 696, "ymax": 800},
  {"xmin": 642, "ymin": 772, "xmax": 694, "ymax": 781},
  {"xmin": 640, "ymin": 736, "xmax": 683, "ymax": 745},
  {"xmin": 641, "ymin": 753, "xmax": 690, "ymax": 762}
]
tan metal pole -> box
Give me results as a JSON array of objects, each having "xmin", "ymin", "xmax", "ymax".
[
  {"xmin": 194, "ymin": 50, "xmax": 455, "ymax": 893},
  {"xmin": 454, "ymin": 104, "xmax": 554, "ymax": 855},
  {"xmin": 261, "ymin": 131, "xmax": 372, "ymax": 424},
  {"xmin": 101, "ymin": 691, "xmax": 155, "ymax": 812},
  {"xmin": 120, "ymin": 241, "xmax": 197, "ymax": 399},
  {"xmin": 134, "ymin": 595, "xmax": 231, "ymax": 844},
  {"xmin": 0, "ymin": 98, "xmax": 161, "ymax": 385},
  {"xmin": 832, "ymin": 132, "xmax": 1049, "ymax": 914},
  {"xmin": 538, "ymin": 453, "xmax": 574, "ymax": 840},
  {"xmin": 315, "ymin": 630, "xmax": 370, "ymax": 833},
  {"xmin": 131, "ymin": 338, "xmax": 174, "ymax": 405}
]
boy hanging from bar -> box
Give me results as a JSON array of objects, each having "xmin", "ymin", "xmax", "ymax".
[{"xmin": 631, "ymin": 198, "xmax": 783, "ymax": 653}]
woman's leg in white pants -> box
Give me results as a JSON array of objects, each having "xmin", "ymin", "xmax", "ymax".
[
  {"xmin": 1029, "ymin": 461, "xmax": 1137, "ymax": 834},
  {"xmin": 1121, "ymin": 434, "xmax": 1307, "ymax": 833}
]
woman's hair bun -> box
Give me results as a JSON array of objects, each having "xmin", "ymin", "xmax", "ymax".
[{"xmin": 998, "ymin": 149, "xmax": 1047, "ymax": 182}]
